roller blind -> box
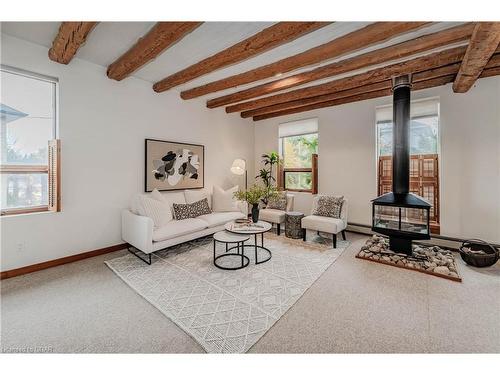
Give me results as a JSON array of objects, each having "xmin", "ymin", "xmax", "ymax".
[
  {"xmin": 376, "ymin": 98, "xmax": 439, "ymax": 122},
  {"xmin": 279, "ymin": 117, "xmax": 318, "ymax": 138}
]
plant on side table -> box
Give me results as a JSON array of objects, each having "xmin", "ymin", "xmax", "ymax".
[{"xmin": 234, "ymin": 184, "xmax": 279, "ymax": 223}]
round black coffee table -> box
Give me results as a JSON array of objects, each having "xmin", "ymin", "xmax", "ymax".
[
  {"xmin": 224, "ymin": 221, "xmax": 273, "ymax": 264},
  {"xmin": 213, "ymin": 231, "xmax": 250, "ymax": 270}
]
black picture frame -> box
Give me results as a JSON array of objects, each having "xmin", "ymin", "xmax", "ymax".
[{"xmin": 144, "ymin": 138, "xmax": 205, "ymax": 192}]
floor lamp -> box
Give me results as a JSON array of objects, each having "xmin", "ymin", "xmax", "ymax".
[{"xmin": 230, "ymin": 158, "xmax": 247, "ymax": 191}]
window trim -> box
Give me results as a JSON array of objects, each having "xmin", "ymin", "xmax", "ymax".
[
  {"xmin": 1, "ymin": 65, "xmax": 59, "ymax": 216},
  {"xmin": 279, "ymin": 132, "xmax": 318, "ymax": 193}
]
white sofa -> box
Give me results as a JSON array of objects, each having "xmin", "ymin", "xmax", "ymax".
[
  {"xmin": 259, "ymin": 194, "xmax": 294, "ymax": 235},
  {"xmin": 122, "ymin": 190, "xmax": 247, "ymax": 263},
  {"xmin": 301, "ymin": 196, "xmax": 348, "ymax": 248}
]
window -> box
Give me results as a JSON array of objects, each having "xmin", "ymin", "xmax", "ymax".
[
  {"xmin": 376, "ymin": 98, "xmax": 440, "ymax": 233},
  {"xmin": 1, "ymin": 66, "xmax": 60, "ymax": 215},
  {"xmin": 278, "ymin": 118, "xmax": 318, "ymax": 193}
]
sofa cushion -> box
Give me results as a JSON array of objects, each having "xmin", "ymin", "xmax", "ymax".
[
  {"xmin": 137, "ymin": 194, "xmax": 173, "ymax": 228},
  {"xmin": 130, "ymin": 189, "xmax": 162, "ymax": 215},
  {"xmin": 152, "ymin": 218, "xmax": 208, "ymax": 242},
  {"xmin": 259, "ymin": 208, "xmax": 286, "ymax": 224},
  {"xmin": 301, "ymin": 215, "xmax": 346, "ymax": 234},
  {"xmin": 150, "ymin": 188, "xmax": 165, "ymax": 202},
  {"xmin": 184, "ymin": 189, "xmax": 211, "ymax": 208},
  {"xmin": 212, "ymin": 185, "xmax": 239, "ymax": 212},
  {"xmin": 198, "ymin": 211, "xmax": 245, "ymax": 228}
]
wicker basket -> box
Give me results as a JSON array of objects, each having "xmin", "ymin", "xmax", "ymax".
[{"xmin": 459, "ymin": 239, "xmax": 499, "ymax": 267}]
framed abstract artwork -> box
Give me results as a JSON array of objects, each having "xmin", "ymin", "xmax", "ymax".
[{"xmin": 145, "ymin": 139, "xmax": 204, "ymax": 192}]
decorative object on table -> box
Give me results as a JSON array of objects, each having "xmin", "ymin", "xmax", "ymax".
[
  {"xmin": 234, "ymin": 218, "xmax": 250, "ymax": 224},
  {"xmin": 225, "ymin": 220, "xmax": 273, "ymax": 264},
  {"xmin": 459, "ymin": 239, "xmax": 499, "ymax": 267},
  {"xmin": 312, "ymin": 195, "xmax": 344, "ymax": 218},
  {"xmin": 285, "ymin": 211, "xmax": 305, "ymax": 239},
  {"xmin": 256, "ymin": 151, "xmax": 281, "ymax": 205},
  {"xmin": 105, "ymin": 231, "xmax": 346, "ymax": 353},
  {"xmin": 145, "ymin": 139, "xmax": 204, "ymax": 192},
  {"xmin": 356, "ymin": 235, "xmax": 462, "ymax": 282},
  {"xmin": 233, "ymin": 184, "xmax": 278, "ymax": 223},
  {"xmin": 213, "ymin": 231, "xmax": 250, "ymax": 270},
  {"xmin": 230, "ymin": 158, "xmax": 247, "ymax": 191}
]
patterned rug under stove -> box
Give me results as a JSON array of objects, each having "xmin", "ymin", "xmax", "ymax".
[{"xmin": 105, "ymin": 232, "xmax": 348, "ymax": 353}]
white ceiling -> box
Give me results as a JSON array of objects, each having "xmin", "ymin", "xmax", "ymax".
[{"xmin": 1, "ymin": 21, "xmax": 468, "ymax": 98}]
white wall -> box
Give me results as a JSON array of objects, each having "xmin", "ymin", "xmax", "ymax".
[
  {"xmin": 255, "ymin": 76, "xmax": 500, "ymax": 243},
  {"xmin": 0, "ymin": 34, "xmax": 254, "ymax": 271}
]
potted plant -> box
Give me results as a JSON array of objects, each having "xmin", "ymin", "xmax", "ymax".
[
  {"xmin": 256, "ymin": 151, "xmax": 281, "ymax": 205},
  {"xmin": 234, "ymin": 185, "xmax": 278, "ymax": 223}
]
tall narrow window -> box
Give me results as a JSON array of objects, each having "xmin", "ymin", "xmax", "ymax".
[
  {"xmin": 376, "ymin": 98, "xmax": 440, "ymax": 234},
  {"xmin": 1, "ymin": 66, "xmax": 60, "ymax": 215},
  {"xmin": 278, "ymin": 118, "xmax": 318, "ymax": 193}
]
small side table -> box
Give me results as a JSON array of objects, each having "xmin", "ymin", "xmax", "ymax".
[
  {"xmin": 213, "ymin": 231, "xmax": 250, "ymax": 270},
  {"xmin": 285, "ymin": 211, "xmax": 304, "ymax": 239}
]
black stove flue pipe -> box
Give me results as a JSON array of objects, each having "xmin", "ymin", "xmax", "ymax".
[{"xmin": 392, "ymin": 75, "xmax": 411, "ymax": 195}]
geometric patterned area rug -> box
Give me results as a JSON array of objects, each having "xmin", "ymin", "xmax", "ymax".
[{"xmin": 105, "ymin": 232, "xmax": 347, "ymax": 353}]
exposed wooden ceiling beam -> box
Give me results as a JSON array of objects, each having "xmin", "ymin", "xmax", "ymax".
[
  {"xmin": 452, "ymin": 22, "xmax": 500, "ymax": 93},
  {"xmin": 227, "ymin": 45, "xmax": 469, "ymax": 114},
  {"xmin": 243, "ymin": 80, "xmax": 391, "ymax": 118},
  {"xmin": 206, "ymin": 23, "xmax": 475, "ymax": 108},
  {"xmin": 179, "ymin": 22, "xmax": 430, "ymax": 99},
  {"xmin": 48, "ymin": 22, "xmax": 98, "ymax": 64},
  {"xmin": 481, "ymin": 65, "xmax": 500, "ymax": 78},
  {"xmin": 107, "ymin": 22, "xmax": 202, "ymax": 81},
  {"xmin": 252, "ymin": 55, "xmax": 500, "ymax": 122},
  {"xmin": 240, "ymin": 63, "xmax": 460, "ymax": 118},
  {"xmin": 242, "ymin": 53, "xmax": 500, "ymax": 119},
  {"xmin": 152, "ymin": 22, "xmax": 331, "ymax": 92},
  {"xmin": 253, "ymin": 75, "xmax": 456, "ymax": 121}
]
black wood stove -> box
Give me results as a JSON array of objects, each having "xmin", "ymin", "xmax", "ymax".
[{"xmin": 371, "ymin": 75, "xmax": 431, "ymax": 256}]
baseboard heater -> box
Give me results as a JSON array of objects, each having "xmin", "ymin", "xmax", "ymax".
[{"xmin": 346, "ymin": 222, "xmax": 500, "ymax": 251}]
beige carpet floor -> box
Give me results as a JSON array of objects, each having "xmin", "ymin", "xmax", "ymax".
[{"xmin": 1, "ymin": 232, "xmax": 500, "ymax": 353}]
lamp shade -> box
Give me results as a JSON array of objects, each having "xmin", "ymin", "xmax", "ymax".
[{"xmin": 230, "ymin": 158, "xmax": 246, "ymax": 175}]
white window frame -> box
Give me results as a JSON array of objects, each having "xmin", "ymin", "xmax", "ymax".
[{"xmin": 1, "ymin": 65, "xmax": 59, "ymax": 215}]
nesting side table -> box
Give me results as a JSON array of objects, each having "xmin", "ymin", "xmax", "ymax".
[{"xmin": 213, "ymin": 231, "xmax": 250, "ymax": 270}]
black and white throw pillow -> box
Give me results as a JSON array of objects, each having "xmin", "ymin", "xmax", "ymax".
[
  {"xmin": 313, "ymin": 195, "xmax": 344, "ymax": 218},
  {"xmin": 190, "ymin": 198, "xmax": 212, "ymax": 217},
  {"xmin": 172, "ymin": 202, "xmax": 192, "ymax": 220},
  {"xmin": 173, "ymin": 198, "xmax": 211, "ymax": 220},
  {"xmin": 267, "ymin": 191, "xmax": 287, "ymax": 210}
]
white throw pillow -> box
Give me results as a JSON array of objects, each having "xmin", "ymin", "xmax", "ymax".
[
  {"xmin": 184, "ymin": 189, "xmax": 211, "ymax": 208},
  {"xmin": 150, "ymin": 188, "xmax": 165, "ymax": 202},
  {"xmin": 212, "ymin": 185, "xmax": 239, "ymax": 212},
  {"xmin": 130, "ymin": 189, "xmax": 165, "ymax": 215},
  {"xmin": 137, "ymin": 195, "xmax": 173, "ymax": 228}
]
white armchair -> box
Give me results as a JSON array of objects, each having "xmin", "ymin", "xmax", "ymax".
[
  {"xmin": 259, "ymin": 194, "xmax": 294, "ymax": 235},
  {"xmin": 301, "ymin": 196, "xmax": 348, "ymax": 248}
]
